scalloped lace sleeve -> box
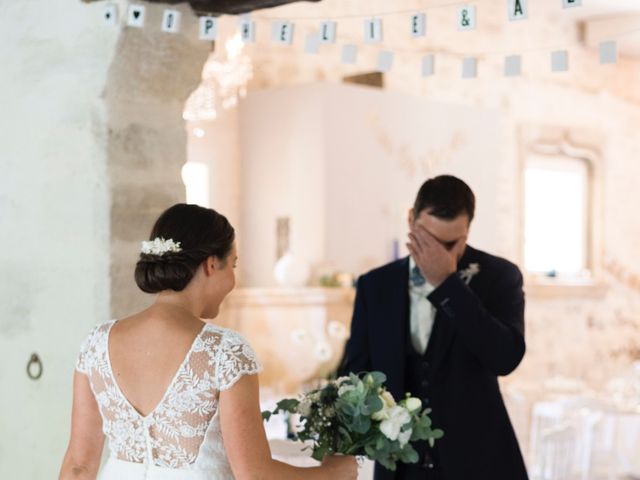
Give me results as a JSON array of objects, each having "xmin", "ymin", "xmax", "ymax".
[
  {"xmin": 215, "ymin": 329, "xmax": 262, "ymax": 391},
  {"xmin": 75, "ymin": 324, "xmax": 103, "ymax": 375}
]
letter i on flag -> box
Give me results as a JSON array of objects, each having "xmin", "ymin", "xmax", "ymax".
[
  {"xmin": 364, "ymin": 18, "xmax": 383, "ymax": 43},
  {"xmin": 162, "ymin": 10, "xmax": 181, "ymax": 33}
]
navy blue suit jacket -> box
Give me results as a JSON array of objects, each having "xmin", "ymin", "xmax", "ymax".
[{"xmin": 338, "ymin": 245, "xmax": 529, "ymax": 480}]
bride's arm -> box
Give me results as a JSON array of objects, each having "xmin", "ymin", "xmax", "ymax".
[
  {"xmin": 59, "ymin": 372, "xmax": 104, "ymax": 480},
  {"xmin": 220, "ymin": 374, "xmax": 357, "ymax": 480}
]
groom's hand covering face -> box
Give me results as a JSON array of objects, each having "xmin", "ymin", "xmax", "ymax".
[{"xmin": 406, "ymin": 210, "xmax": 469, "ymax": 287}]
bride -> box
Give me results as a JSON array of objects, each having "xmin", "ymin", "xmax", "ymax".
[{"xmin": 59, "ymin": 204, "xmax": 357, "ymax": 480}]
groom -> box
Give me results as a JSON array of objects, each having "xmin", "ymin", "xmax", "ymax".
[{"xmin": 338, "ymin": 175, "xmax": 528, "ymax": 480}]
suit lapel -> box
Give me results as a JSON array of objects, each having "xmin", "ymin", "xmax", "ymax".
[
  {"xmin": 426, "ymin": 309, "xmax": 455, "ymax": 375},
  {"xmin": 373, "ymin": 257, "xmax": 409, "ymax": 399}
]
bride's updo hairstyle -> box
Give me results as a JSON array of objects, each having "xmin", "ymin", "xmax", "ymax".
[{"xmin": 135, "ymin": 204, "xmax": 235, "ymax": 294}]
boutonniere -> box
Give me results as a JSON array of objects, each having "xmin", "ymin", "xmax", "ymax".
[{"xmin": 458, "ymin": 263, "xmax": 480, "ymax": 285}]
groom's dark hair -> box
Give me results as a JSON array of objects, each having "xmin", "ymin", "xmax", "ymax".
[{"xmin": 413, "ymin": 175, "xmax": 475, "ymax": 222}]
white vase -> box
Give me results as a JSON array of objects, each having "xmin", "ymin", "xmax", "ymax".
[{"xmin": 273, "ymin": 251, "xmax": 310, "ymax": 287}]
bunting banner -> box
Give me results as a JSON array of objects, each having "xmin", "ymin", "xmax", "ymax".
[{"xmin": 99, "ymin": 1, "xmax": 623, "ymax": 78}]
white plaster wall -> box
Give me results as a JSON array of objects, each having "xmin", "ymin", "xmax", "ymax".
[
  {"xmin": 187, "ymin": 109, "xmax": 242, "ymax": 229},
  {"xmin": 237, "ymin": 83, "xmax": 502, "ymax": 285},
  {"xmin": 323, "ymin": 83, "xmax": 502, "ymax": 275},
  {"xmin": 0, "ymin": 0, "xmax": 118, "ymax": 477},
  {"xmin": 0, "ymin": 0, "xmax": 208, "ymax": 476},
  {"xmin": 238, "ymin": 85, "xmax": 326, "ymax": 287}
]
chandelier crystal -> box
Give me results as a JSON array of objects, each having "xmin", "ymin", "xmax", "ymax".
[{"xmin": 184, "ymin": 34, "xmax": 253, "ymax": 121}]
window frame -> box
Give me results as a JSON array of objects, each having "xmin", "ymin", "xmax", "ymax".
[{"xmin": 517, "ymin": 127, "xmax": 606, "ymax": 298}]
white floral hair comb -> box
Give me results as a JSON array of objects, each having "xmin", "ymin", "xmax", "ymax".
[{"xmin": 141, "ymin": 237, "xmax": 182, "ymax": 256}]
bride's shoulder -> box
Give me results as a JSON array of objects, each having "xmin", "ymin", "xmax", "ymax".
[
  {"xmin": 76, "ymin": 320, "xmax": 116, "ymax": 374},
  {"xmin": 200, "ymin": 325, "xmax": 262, "ymax": 391},
  {"xmin": 199, "ymin": 324, "xmax": 252, "ymax": 349},
  {"xmin": 79, "ymin": 319, "xmax": 116, "ymax": 347}
]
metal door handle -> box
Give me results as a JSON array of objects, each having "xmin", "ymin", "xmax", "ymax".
[{"xmin": 27, "ymin": 353, "xmax": 43, "ymax": 380}]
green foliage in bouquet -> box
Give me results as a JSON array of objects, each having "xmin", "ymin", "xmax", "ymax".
[{"xmin": 262, "ymin": 371, "xmax": 444, "ymax": 471}]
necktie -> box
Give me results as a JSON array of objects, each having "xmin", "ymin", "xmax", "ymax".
[{"xmin": 410, "ymin": 265, "xmax": 426, "ymax": 287}]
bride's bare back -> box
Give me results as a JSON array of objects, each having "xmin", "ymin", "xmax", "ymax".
[{"xmin": 108, "ymin": 309, "xmax": 206, "ymax": 417}]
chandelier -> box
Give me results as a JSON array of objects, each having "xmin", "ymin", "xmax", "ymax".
[{"xmin": 184, "ymin": 34, "xmax": 253, "ymax": 121}]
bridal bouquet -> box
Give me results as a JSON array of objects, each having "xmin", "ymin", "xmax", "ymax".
[{"xmin": 262, "ymin": 371, "xmax": 444, "ymax": 471}]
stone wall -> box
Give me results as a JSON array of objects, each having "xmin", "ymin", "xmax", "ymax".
[{"xmin": 106, "ymin": 2, "xmax": 209, "ymax": 318}]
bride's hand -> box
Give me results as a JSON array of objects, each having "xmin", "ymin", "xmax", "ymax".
[{"xmin": 321, "ymin": 455, "xmax": 358, "ymax": 479}]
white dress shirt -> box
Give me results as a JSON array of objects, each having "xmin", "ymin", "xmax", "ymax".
[{"xmin": 409, "ymin": 257, "xmax": 437, "ymax": 355}]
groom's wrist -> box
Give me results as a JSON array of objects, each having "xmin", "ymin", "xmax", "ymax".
[{"xmin": 427, "ymin": 273, "xmax": 465, "ymax": 315}]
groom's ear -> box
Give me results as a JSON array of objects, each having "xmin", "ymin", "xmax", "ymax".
[{"xmin": 408, "ymin": 208, "xmax": 415, "ymax": 226}]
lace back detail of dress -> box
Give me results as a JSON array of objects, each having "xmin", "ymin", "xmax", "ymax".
[{"xmin": 76, "ymin": 321, "xmax": 262, "ymax": 469}]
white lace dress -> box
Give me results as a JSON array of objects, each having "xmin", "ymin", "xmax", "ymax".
[{"xmin": 75, "ymin": 320, "xmax": 262, "ymax": 480}]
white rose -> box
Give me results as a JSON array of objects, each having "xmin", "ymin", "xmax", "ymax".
[
  {"xmin": 379, "ymin": 406, "xmax": 412, "ymax": 441},
  {"xmin": 404, "ymin": 397, "xmax": 422, "ymax": 412},
  {"xmin": 398, "ymin": 428, "xmax": 413, "ymax": 447}
]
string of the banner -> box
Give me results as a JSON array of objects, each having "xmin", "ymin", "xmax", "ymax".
[
  {"xmin": 251, "ymin": 0, "xmax": 494, "ymax": 21},
  {"xmin": 116, "ymin": 1, "xmax": 589, "ymax": 52},
  {"xmin": 104, "ymin": 1, "xmax": 630, "ymax": 71},
  {"xmin": 193, "ymin": 0, "xmax": 494, "ymax": 20}
]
